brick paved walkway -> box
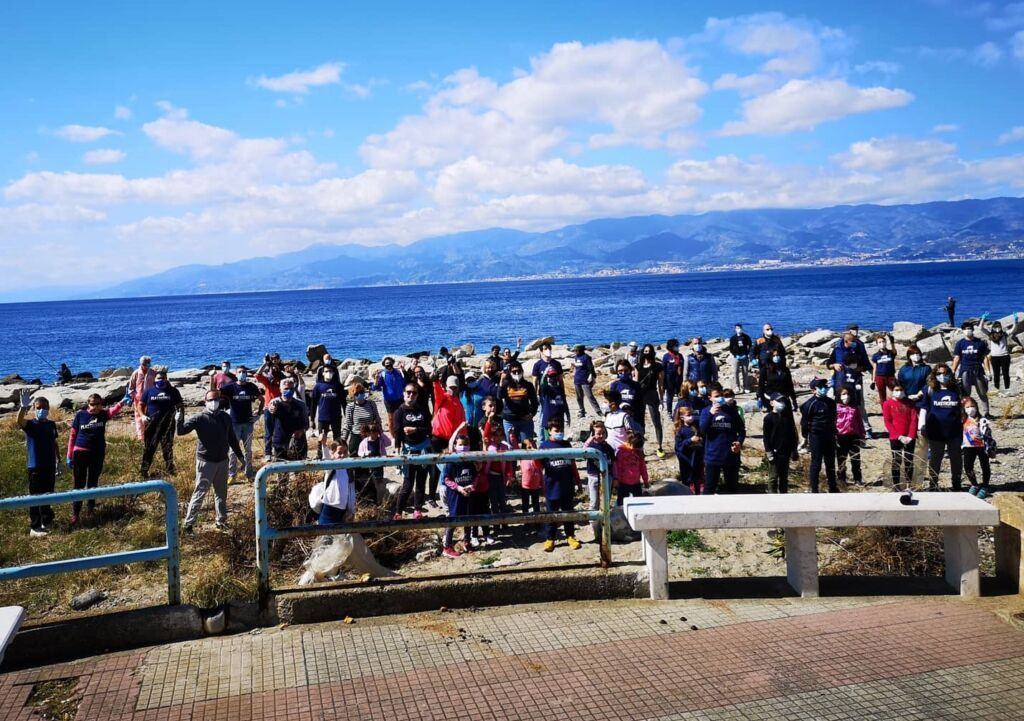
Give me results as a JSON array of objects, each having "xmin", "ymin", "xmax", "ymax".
[{"xmin": 3, "ymin": 596, "xmax": 1024, "ymax": 720}]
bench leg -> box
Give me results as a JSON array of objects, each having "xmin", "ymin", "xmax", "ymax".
[
  {"xmin": 944, "ymin": 526, "xmax": 980, "ymax": 597},
  {"xmin": 643, "ymin": 530, "xmax": 669, "ymax": 600},
  {"xmin": 785, "ymin": 528, "xmax": 819, "ymax": 598}
]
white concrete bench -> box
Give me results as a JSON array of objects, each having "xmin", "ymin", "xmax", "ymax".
[
  {"xmin": 623, "ymin": 493, "xmax": 999, "ymax": 600},
  {"xmin": 0, "ymin": 606, "xmax": 25, "ymax": 667}
]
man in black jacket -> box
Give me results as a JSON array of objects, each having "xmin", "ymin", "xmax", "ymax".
[
  {"xmin": 729, "ymin": 323, "xmax": 753, "ymax": 392},
  {"xmin": 799, "ymin": 379, "xmax": 838, "ymax": 493},
  {"xmin": 178, "ymin": 390, "xmax": 245, "ymax": 533}
]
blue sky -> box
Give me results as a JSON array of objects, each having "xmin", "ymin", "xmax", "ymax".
[{"xmin": 2, "ymin": 0, "xmax": 1023, "ymax": 289}]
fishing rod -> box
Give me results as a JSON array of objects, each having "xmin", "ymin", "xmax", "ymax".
[{"xmin": 12, "ymin": 333, "xmax": 60, "ymax": 377}]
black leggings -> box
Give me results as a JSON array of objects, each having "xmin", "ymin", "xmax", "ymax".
[
  {"xmin": 72, "ymin": 448, "xmax": 105, "ymax": 516},
  {"xmin": 927, "ymin": 438, "xmax": 963, "ymax": 490},
  {"xmin": 808, "ymin": 433, "xmax": 837, "ymax": 493},
  {"xmin": 640, "ymin": 391, "xmax": 663, "ymax": 447},
  {"xmin": 963, "ymin": 447, "xmax": 991, "ymax": 487},
  {"xmin": 520, "ymin": 489, "xmax": 541, "ymax": 513},
  {"xmin": 889, "ymin": 439, "xmax": 915, "ymax": 488},
  {"xmin": 768, "ymin": 456, "xmax": 790, "ymax": 493},
  {"xmin": 141, "ymin": 414, "xmax": 175, "ymax": 475},
  {"xmin": 836, "ymin": 435, "xmax": 862, "ymax": 484},
  {"xmin": 393, "ymin": 450, "xmax": 428, "ymax": 514},
  {"xmin": 991, "ymin": 356, "xmax": 1011, "ymax": 389},
  {"xmin": 704, "ymin": 463, "xmax": 739, "ymax": 495}
]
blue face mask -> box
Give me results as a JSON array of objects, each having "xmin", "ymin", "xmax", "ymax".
[
  {"xmin": 282, "ymin": 389, "xmax": 295, "ymax": 399},
  {"xmin": 713, "ymin": 396, "xmax": 726, "ymax": 406},
  {"xmin": 550, "ymin": 431, "xmax": 565, "ymax": 441},
  {"xmin": 772, "ymin": 355, "xmax": 781, "ymax": 364},
  {"xmin": 688, "ymin": 389, "xmax": 697, "ymax": 397},
  {"xmin": 699, "ymin": 387, "xmax": 709, "ymax": 396},
  {"xmin": 936, "ymin": 373, "xmax": 950, "ymax": 384},
  {"xmin": 355, "ymin": 393, "xmax": 367, "ymax": 403},
  {"xmin": 238, "ymin": 373, "xmax": 248, "ymax": 382},
  {"xmin": 815, "ymin": 387, "xmax": 828, "ymax": 397},
  {"xmin": 155, "ymin": 380, "xmax": 167, "ymax": 389},
  {"xmin": 618, "ymin": 372, "xmax": 629, "ymax": 381},
  {"xmin": 35, "ymin": 409, "xmax": 48, "ymax": 421}
]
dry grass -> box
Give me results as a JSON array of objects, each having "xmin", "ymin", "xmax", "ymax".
[{"xmin": 820, "ymin": 527, "xmax": 946, "ymax": 577}]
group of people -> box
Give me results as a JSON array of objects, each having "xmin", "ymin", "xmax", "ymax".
[{"xmin": 13, "ymin": 314, "xmax": 1011, "ymax": 555}]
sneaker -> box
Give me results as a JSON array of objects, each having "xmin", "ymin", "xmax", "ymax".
[
  {"xmin": 442, "ymin": 546, "xmax": 461, "ymax": 559},
  {"xmin": 968, "ymin": 485, "xmax": 980, "ymax": 495},
  {"xmin": 567, "ymin": 536, "xmax": 582, "ymax": 550},
  {"xmin": 656, "ymin": 448, "xmax": 666, "ymax": 459},
  {"xmin": 427, "ymin": 499, "xmax": 439, "ymax": 509},
  {"xmin": 977, "ymin": 488, "xmax": 991, "ymax": 499},
  {"xmin": 484, "ymin": 535, "xmax": 498, "ymax": 546},
  {"xmin": 413, "ymin": 510, "xmax": 424, "ymax": 520},
  {"xmin": 182, "ymin": 523, "xmax": 194, "ymax": 536},
  {"xmin": 215, "ymin": 521, "xmax": 229, "ymax": 532},
  {"xmin": 543, "ymin": 540, "xmax": 555, "ymax": 552},
  {"xmin": 392, "ymin": 513, "xmax": 403, "ymax": 521},
  {"xmin": 469, "ymin": 537, "xmax": 481, "ymax": 549},
  {"xmin": 29, "ymin": 528, "xmax": 48, "ymax": 538}
]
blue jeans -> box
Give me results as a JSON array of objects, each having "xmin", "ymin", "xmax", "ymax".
[
  {"xmin": 503, "ymin": 418, "xmax": 536, "ymax": 443},
  {"xmin": 230, "ymin": 421, "xmax": 254, "ymax": 479}
]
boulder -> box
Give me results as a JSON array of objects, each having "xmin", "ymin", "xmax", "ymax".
[
  {"xmin": 810, "ymin": 338, "xmax": 839, "ymax": 359},
  {"xmin": 177, "ymin": 384, "xmax": 210, "ymax": 405},
  {"xmin": 306, "ymin": 343, "xmax": 328, "ymax": 365},
  {"xmin": 929, "ymin": 323, "xmax": 954, "ymax": 334},
  {"xmin": 72, "ymin": 372, "xmax": 94, "ymax": 381},
  {"xmin": 0, "ymin": 383, "xmax": 40, "ymax": 404},
  {"xmin": 648, "ymin": 479, "xmax": 693, "ymax": 497},
  {"xmin": 99, "ymin": 367, "xmax": 132, "ymax": 379},
  {"xmin": 458, "ymin": 343, "xmax": 475, "ymax": 357},
  {"xmin": 892, "ymin": 322, "xmax": 927, "ymax": 344},
  {"xmin": 32, "ymin": 385, "xmax": 93, "ymax": 410},
  {"xmin": 599, "ymin": 506, "xmax": 640, "ymax": 543},
  {"xmin": 1014, "ymin": 333, "xmax": 1024, "ymax": 350},
  {"xmin": 0, "ymin": 374, "xmax": 25, "ymax": 384},
  {"xmin": 166, "ymin": 368, "xmax": 207, "ymax": 383},
  {"xmin": 0, "ymin": 402, "xmax": 14, "ymax": 414},
  {"xmin": 525, "ymin": 336, "xmax": 555, "ymax": 352},
  {"xmin": 916, "ymin": 334, "xmax": 952, "ymax": 364},
  {"xmin": 797, "ymin": 329, "xmax": 837, "ymax": 347}
]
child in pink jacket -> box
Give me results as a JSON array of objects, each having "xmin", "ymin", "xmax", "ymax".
[
  {"xmin": 518, "ymin": 437, "xmax": 544, "ymax": 514},
  {"xmin": 835, "ymin": 385, "xmax": 866, "ymax": 485},
  {"xmin": 612, "ymin": 430, "xmax": 649, "ymax": 505}
]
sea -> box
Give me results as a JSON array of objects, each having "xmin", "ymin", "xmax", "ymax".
[{"xmin": 2, "ymin": 259, "xmax": 1022, "ymax": 382}]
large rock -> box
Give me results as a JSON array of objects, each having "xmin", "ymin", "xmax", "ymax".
[
  {"xmin": 177, "ymin": 384, "xmax": 210, "ymax": 405},
  {"xmin": 0, "ymin": 374, "xmax": 25, "ymax": 384},
  {"xmin": 458, "ymin": 343, "xmax": 475, "ymax": 357},
  {"xmin": 916, "ymin": 334, "xmax": 952, "ymax": 364},
  {"xmin": 0, "ymin": 383, "xmax": 40, "ymax": 405},
  {"xmin": 600, "ymin": 506, "xmax": 641, "ymax": 543},
  {"xmin": 99, "ymin": 367, "xmax": 132, "ymax": 379},
  {"xmin": 811, "ymin": 338, "xmax": 839, "ymax": 359},
  {"xmin": 525, "ymin": 336, "xmax": 555, "ymax": 352},
  {"xmin": 306, "ymin": 344, "xmax": 328, "ymax": 365},
  {"xmin": 797, "ymin": 329, "xmax": 837, "ymax": 347},
  {"xmin": 33, "ymin": 385, "xmax": 93, "ymax": 410},
  {"xmin": 166, "ymin": 368, "xmax": 207, "ymax": 383},
  {"xmin": 892, "ymin": 322, "xmax": 927, "ymax": 344},
  {"xmin": 648, "ymin": 479, "xmax": 693, "ymax": 497}
]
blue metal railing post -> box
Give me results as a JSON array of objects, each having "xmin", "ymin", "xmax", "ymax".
[
  {"xmin": 0, "ymin": 481, "xmax": 180, "ymax": 605},
  {"xmin": 255, "ymin": 448, "xmax": 612, "ymax": 606}
]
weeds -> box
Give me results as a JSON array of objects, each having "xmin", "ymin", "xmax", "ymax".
[
  {"xmin": 820, "ymin": 527, "xmax": 946, "ymax": 577},
  {"xmin": 26, "ymin": 678, "xmax": 80, "ymax": 721},
  {"xmin": 667, "ymin": 530, "xmax": 712, "ymax": 554}
]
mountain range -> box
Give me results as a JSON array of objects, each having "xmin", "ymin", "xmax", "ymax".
[{"xmin": 90, "ymin": 196, "xmax": 1024, "ymax": 298}]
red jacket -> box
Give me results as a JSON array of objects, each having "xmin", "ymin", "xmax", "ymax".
[
  {"xmin": 882, "ymin": 397, "xmax": 918, "ymax": 440},
  {"xmin": 613, "ymin": 444, "xmax": 649, "ymax": 486},
  {"xmin": 431, "ymin": 380, "xmax": 466, "ymax": 440}
]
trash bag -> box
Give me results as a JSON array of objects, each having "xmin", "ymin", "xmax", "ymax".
[{"xmin": 297, "ymin": 533, "xmax": 400, "ymax": 585}]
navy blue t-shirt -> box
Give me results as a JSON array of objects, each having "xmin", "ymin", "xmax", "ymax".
[
  {"xmin": 610, "ymin": 377, "xmax": 639, "ymax": 407},
  {"xmin": 221, "ymin": 381, "xmax": 261, "ymax": 424},
  {"xmin": 23, "ymin": 419, "xmax": 58, "ymax": 470},
  {"xmin": 953, "ymin": 338, "xmax": 988, "ymax": 372},
  {"xmin": 72, "ymin": 409, "xmax": 112, "ymax": 452},
  {"xmin": 142, "ymin": 384, "xmax": 180, "ymax": 420},
  {"xmin": 698, "ymin": 405, "xmax": 745, "ymax": 466},
  {"xmin": 572, "ymin": 354, "xmax": 595, "ymax": 386},
  {"xmin": 924, "ymin": 387, "xmax": 962, "ymax": 440},
  {"xmin": 540, "ymin": 439, "xmax": 577, "ymax": 500},
  {"xmin": 312, "ymin": 381, "xmax": 344, "ymax": 423},
  {"xmin": 871, "ymin": 351, "xmax": 896, "ymax": 378}
]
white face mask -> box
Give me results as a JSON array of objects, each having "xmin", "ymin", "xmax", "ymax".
[
  {"xmin": 771, "ymin": 401, "xmax": 785, "ymax": 412},
  {"xmin": 455, "ymin": 445, "xmax": 469, "ymax": 453},
  {"xmin": 966, "ymin": 407, "xmax": 978, "ymax": 418},
  {"xmin": 763, "ymin": 329, "xmax": 774, "ymax": 337},
  {"xmin": 542, "ymin": 349, "xmax": 552, "ymax": 359},
  {"xmin": 840, "ymin": 395, "xmax": 851, "ymax": 404},
  {"xmin": 511, "ymin": 373, "xmax": 523, "ymax": 382},
  {"xmin": 893, "ymin": 390, "xmax": 904, "ymax": 399},
  {"xmin": 205, "ymin": 400, "xmax": 219, "ymax": 412},
  {"xmin": 910, "ymin": 353, "xmax": 922, "ymax": 363}
]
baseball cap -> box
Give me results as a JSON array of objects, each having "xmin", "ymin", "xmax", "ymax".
[{"xmin": 445, "ymin": 376, "xmax": 460, "ymax": 389}]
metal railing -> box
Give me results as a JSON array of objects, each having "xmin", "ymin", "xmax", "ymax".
[
  {"xmin": 255, "ymin": 448, "xmax": 611, "ymax": 604},
  {"xmin": 0, "ymin": 481, "xmax": 181, "ymax": 605}
]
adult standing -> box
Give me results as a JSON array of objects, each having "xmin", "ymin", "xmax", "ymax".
[
  {"xmin": 945, "ymin": 296, "xmax": 956, "ymax": 327},
  {"xmin": 531, "ymin": 343, "xmax": 562, "ymax": 385},
  {"xmin": 374, "ymin": 356, "xmax": 406, "ymax": 436},
  {"xmin": 256, "ymin": 353, "xmax": 284, "ymax": 459},
  {"xmin": 268, "ymin": 377, "xmax": 309, "ymax": 460},
  {"xmin": 209, "ymin": 360, "xmax": 236, "ymax": 391},
  {"xmin": 754, "ymin": 323, "xmax": 786, "ymax": 369},
  {"xmin": 571, "ymin": 344, "xmax": 602, "ymax": 418},
  {"xmin": 429, "ymin": 374, "xmax": 467, "ymax": 504},
  {"xmin": 919, "ymin": 364, "xmax": 964, "ymax": 491},
  {"xmin": 698, "ymin": 388, "xmax": 745, "ymax": 494},
  {"xmin": 758, "ymin": 350, "xmax": 798, "ymax": 410},
  {"xmin": 128, "ymin": 355, "xmax": 156, "ymax": 440},
  {"xmin": 500, "ymin": 361, "xmax": 538, "ymax": 442},
  {"xmin": 685, "ymin": 338, "xmax": 718, "ymax": 387},
  {"xmin": 140, "ymin": 370, "xmax": 183, "ymax": 478},
  {"xmin": 762, "ymin": 394, "xmax": 798, "ymax": 494},
  {"xmin": 312, "ymin": 367, "xmax": 345, "ymax": 458},
  {"xmin": 897, "ymin": 345, "xmax": 932, "ymax": 479},
  {"xmin": 661, "ymin": 339, "xmax": 684, "ymax": 414},
  {"xmin": 729, "ymin": 323, "xmax": 753, "ymax": 392},
  {"xmin": 983, "ymin": 317, "xmax": 1012, "ymax": 393},
  {"xmin": 17, "ymin": 390, "xmax": 59, "ymax": 537},
  {"xmin": 610, "ymin": 359, "xmax": 640, "ymax": 410},
  {"xmin": 636, "ymin": 344, "xmax": 665, "ymax": 457},
  {"xmin": 392, "ymin": 383, "xmax": 432, "ymax": 519},
  {"xmin": 881, "ymin": 382, "xmax": 918, "ymax": 489},
  {"xmin": 178, "ymin": 390, "xmax": 245, "ymax": 533},
  {"xmin": 67, "ymin": 392, "xmax": 129, "ymax": 526},
  {"xmin": 800, "ymin": 379, "xmax": 838, "ymax": 493},
  {"xmin": 220, "ymin": 366, "xmax": 263, "ymax": 482},
  {"xmin": 340, "ymin": 382, "xmax": 381, "ymax": 456},
  {"xmin": 952, "ymin": 323, "xmax": 990, "ymax": 417}
]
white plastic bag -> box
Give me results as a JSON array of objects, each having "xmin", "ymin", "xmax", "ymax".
[{"xmin": 308, "ymin": 480, "xmax": 326, "ymax": 514}]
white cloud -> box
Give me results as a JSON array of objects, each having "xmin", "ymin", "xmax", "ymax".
[
  {"xmin": 719, "ymin": 79, "xmax": 913, "ymax": 136},
  {"xmin": 701, "ymin": 13, "xmax": 847, "ymax": 76},
  {"xmin": 853, "ymin": 60, "xmax": 901, "ymax": 75},
  {"xmin": 252, "ymin": 62, "xmax": 344, "ymax": 94},
  {"xmin": 712, "ymin": 73, "xmax": 774, "ymax": 96},
  {"xmin": 114, "ymin": 105, "xmax": 133, "ymax": 120},
  {"xmin": 971, "ymin": 41, "xmax": 1003, "ymax": 67},
  {"xmin": 52, "ymin": 124, "xmax": 120, "ymax": 142},
  {"xmin": 82, "ymin": 148, "xmax": 126, "ymax": 165},
  {"xmin": 932, "ymin": 123, "xmax": 960, "ymax": 133},
  {"xmin": 832, "ymin": 136, "xmax": 955, "ymax": 171},
  {"xmin": 998, "ymin": 126, "xmax": 1024, "ymax": 144},
  {"xmin": 985, "ymin": 2, "xmax": 1024, "ymax": 31},
  {"xmin": 1014, "ymin": 30, "xmax": 1024, "ymax": 60}
]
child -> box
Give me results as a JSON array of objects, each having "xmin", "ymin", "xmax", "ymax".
[
  {"xmin": 871, "ymin": 335, "xmax": 897, "ymax": 405},
  {"xmin": 835, "ymin": 385, "xmax": 866, "ymax": 485},
  {"xmin": 962, "ymin": 397, "xmax": 993, "ymax": 498},
  {"xmin": 603, "ymin": 390, "xmax": 641, "ymax": 452},
  {"xmin": 583, "ymin": 420, "xmax": 616, "ymax": 521},
  {"xmin": 673, "ymin": 405, "xmax": 704, "ymax": 495},
  {"xmin": 518, "ymin": 437, "xmax": 544, "ymax": 515},
  {"xmin": 673, "ymin": 380, "xmax": 709, "ymax": 416},
  {"xmin": 356, "ymin": 421, "xmax": 391, "ymax": 503},
  {"xmin": 17, "ymin": 390, "xmax": 59, "ymax": 537},
  {"xmin": 483, "ymin": 421, "xmax": 513, "ymax": 516},
  {"xmin": 441, "ymin": 435, "xmax": 478, "ymax": 558},
  {"xmin": 881, "ymin": 382, "xmax": 918, "ymax": 489},
  {"xmin": 762, "ymin": 394, "xmax": 798, "ymax": 494},
  {"xmin": 612, "ymin": 430, "xmax": 649, "ymax": 505},
  {"xmin": 539, "ymin": 367, "xmax": 571, "ymax": 441},
  {"xmin": 318, "ymin": 440, "xmax": 355, "ymax": 525},
  {"xmin": 540, "ymin": 419, "xmax": 583, "ymax": 552}
]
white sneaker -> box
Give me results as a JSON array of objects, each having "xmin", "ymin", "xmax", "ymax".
[
  {"xmin": 29, "ymin": 528, "xmax": 48, "ymax": 538},
  {"xmin": 484, "ymin": 535, "xmax": 498, "ymax": 546},
  {"xmin": 469, "ymin": 537, "xmax": 481, "ymax": 548}
]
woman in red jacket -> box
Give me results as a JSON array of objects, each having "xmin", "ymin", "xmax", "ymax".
[
  {"xmin": 881, "ymin": 381, "xmax": 918, "ymax": 489},
  {"xmin": 429, "ymin": 375, "xmax": 467, "ymax": 506}
]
